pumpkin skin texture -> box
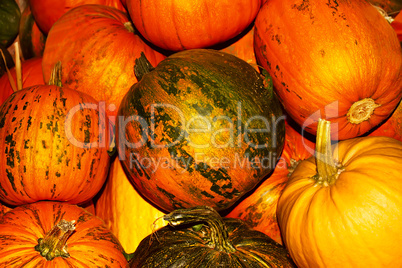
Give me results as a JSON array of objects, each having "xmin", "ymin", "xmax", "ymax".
[
  {"xmin": 392, "ymin": 10, "xmax": 402, "ymax": 42},
  {"xmin": 126, "ymin": 0, "xmax": 261, "ymax": 51},
  {"xmin": 117, "ymin": 49, "xmax": 285, "ymax": 213},
  {"xmin": 29, "ymin": 0, "xmax": 126, "ymax": 35},
  {"xmin": 254, "ymin": 0, "xmax": 402, "ymax": 140},
  {"xmin": 130, "ymin": 206, "xmax": 295, "ymax": 267},
  {"xmin": 368, "ymin": 98, "xmax": 402, "ymax": 141},
  {"xmin": 0, "ymin": 77, "xmax": 110, "ymax": 206},
  {"xmin": 19, "ymin": 4, "xmax": 46, "ymax": 60},
  {"xmin": 0, "ymin": 201, "xmax": 128, "ymax": 267},
  {"xmin": 42, "ymin": 4, "xmax": 166, "ymax": 117},
  {"xmin": 0, "ymin": 0, "xmax": 20, "ymax": 48},
  {"xmin": 0, "ymin": 57, "xmax": 44, "ymax": 105},
  {"xmin": 277, "ymin": 120, "xmax": 402, "ymax": 267},
  {"xmin": 95, "ymin": 157, "xmax": 166, "ymax": 253},
  {"xmin": 226, "ymin": 120, "xmax": 315, "ymax": 245},
  {"xmin": 219, "ymin": 25, "xmax": 258, "ymax": 71}
]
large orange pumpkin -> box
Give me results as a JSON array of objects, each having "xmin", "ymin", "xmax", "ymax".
[
  {"xmin": 95, "ymin": 157, "xmax": 166, "ymax": 253},
  {"xmin": 254, "ymin": 0, "xmax": 402, "ymax": 140},
  {"xmin": 0, "ymin": 201, "xmax": 128, "ymax": 266},
  {"xmin": 0, "ymin": 64, "xmax": 110, "ymax": 206},
  {"xmin": 277, "ymin": 119, "xmax": 402, "ymax": 267},
  {"xmin": 42, "ymin": 4, "xmax": 166, "ymax": 117},
  {"xmin": 226, "ymin": 120, "xmax": 315, "ymax": 244},
  {"xmin": 126, "ymin": 0, "xmax": 261, "ymax": 51},
  {"xmin": 29, "ymin": 0, "xmax": 126, "ymax": 34}
]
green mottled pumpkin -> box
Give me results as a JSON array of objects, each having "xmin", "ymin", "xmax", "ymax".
[
  {"xmin": 117, "ymin": 49, "xmax": 285, "ymax": 212},
  {"xmin": 130, "ymin": 206, "xmax": 295, "ymax": 267},
  {"xmin": 0, "ymin": 0, "xmax": 20, "ymax": 48}
]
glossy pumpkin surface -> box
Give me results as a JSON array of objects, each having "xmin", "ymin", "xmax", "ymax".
[
  {"xmin": 29, "ymin": 0, "xmax": 126, "ymax": 34},
  {"xmin": 0, "ymin": 0, "xmax": 20, "ymax": 48},
  {"xmin": 126, "ymin": 0, "xmax": 261, "ymax": 51},
  {"xmin": 254, "ymin": 0, "xmax": 402, "ymax": 140},
  {"xmin": 277, "ymin": 120, "xmax": 402, "ymax": 267},
  {"xmin": 42, "ymin": 4, "xmax": 166, "ymax": 117},
  {"xmin": 0, "ymin": 57, "xmax": 44, "ymax": 105},
  {"xmin": 130, "ymin": 206, "xmax": 295, "ymax": 267},
  {"xmin": 0, "ymin": 201, "xmax": 128, "ymax": 267},
  {"xmin": 117, "ymin": 49, "xmax": 285, "ymax": 212},
  {"xmin": 0, "ymin": 73, "xmax": 110, "ymax": 206},
  {"xmin": 226, "ymin": 120, "xmax": 315, "ymax": 244},
  {"xmin": 95, "ymin": 157, "xmax": 166, "ymax": 253}
]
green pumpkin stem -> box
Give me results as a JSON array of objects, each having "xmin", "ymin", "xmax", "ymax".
[
  {"xmin": 163, "ymin": 206, "xmax": 237, "ymax": 253},
  {"xmin": 48, "ymin": 61, "xmax": 63, "ymax": 87},
  {"xmin": 34, "ymin": 219, "xmax": 76, "ymax": 261},
  {"xmin": 315, "ymin": 119, "xmax": 339, "ymax": 186},
  {"xmin": 134, "ymin": 52, "xmax": 154, "ymax": 81}
]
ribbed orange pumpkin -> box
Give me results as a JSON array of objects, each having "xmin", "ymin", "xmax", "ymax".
[
  {"xmin": 277, "ymin": 119, "xmax": 402, "ymax": 267},
  {"xmin": 226, "ymin": 120, "xmax": 314, "ymax": 244},
  {"xmin": 29, "ymin": 0, "xmax": 126, "ymax": 34},
  {"xmin": 95, "ymin": 157, "xmax": 166, "ymax": 253},
  {"xmin": 126, "ymin": 0, "xmax": 261, "ymax": 51},
  {"xmin": 254, "ymin": 0, "xmax": 402, "ymax": 140},
  {"xmin": 0, "ymin": 201, "xmax": 128, "ymax": 267},
  {"xmin": 0, "ymin": 64, "xmax": 110, "ymax": 206},
  {"xmin": 42, "ymin": 4, "xmax": 166, "ymax": 117}
]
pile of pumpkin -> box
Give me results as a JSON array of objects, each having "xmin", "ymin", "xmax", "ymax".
[{"xmin": 0, "ymin": 0, "xmax": 402, "ymax": 267}]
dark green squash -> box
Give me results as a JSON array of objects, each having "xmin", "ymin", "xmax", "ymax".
[
  {"xmin": 117, "ymin": 49, "xmax": 286, "ymax": 212},
  {"xmin": 129, "ymin": 206, "xmax": 295, "ymax": 267},
  {"xmin": 0, "ymin": 0, "xmax": 21, "ymax": 48}
]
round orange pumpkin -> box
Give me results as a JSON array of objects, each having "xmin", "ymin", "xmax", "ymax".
[
  {"xmin": 95, "ymin": 157, "xmax": 166, "ymax": 253},
  {"xmin": 254, "ymin": 0, "xmax": 402, "ymax": 140},
  {"xmin": 42, "ymin": 4, "xmax": 166, "ymax": 117},
  {"xmin": 29, "ymin": 0, "xmax": 126, "ymax": 34},
  {"xmin": 0, "ymin": 201, "xmax": 128, "ymax": 267},
  {"xmin": 126, "ymin": 0, "xmax": 261, "ymax": 51},
  {"xmin": 0, "ymin": 64, "xmax": 110, "ymax": 206},
  {"xmin": 277, "ymin": 119, "xmax": 402, "ymax": 267},
  {"xmin": 226, "ymin": 120, "xmax": 315, "ymax": 244}
]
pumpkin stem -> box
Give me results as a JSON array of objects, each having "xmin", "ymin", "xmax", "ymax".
[
  {"xmin": 34, "ymin": 219, "xmax": 76, "ymax": 261},
  {"xmin": 124, "ymin": 21, "xmax": 135, "ymax": 33},
  {"xmin": 314, "ymin": 119, "xmax": 341, "ymax": 186},
  {"xmin": 48, "ymin": 61, "xmax": 63, "ymax": 87},
  {"xmin": 134, "ymin": 52, "xmax": 154, "ymax": 81},
  {"xmin": 14, "ymin": 42, "xmax": 23, "ymax": 91},
  {"xmin": 347, "ymin": 98, "xmax": 380, "ymax": 124},
  {"xmin": 163, "ymin": 206, "xmax": 237, "ymax": 253}
]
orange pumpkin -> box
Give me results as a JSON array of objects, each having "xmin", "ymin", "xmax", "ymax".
[
  {"xmin": 29, "ymin": 0, "xmax": 126, "ymax": 34},
  {"xmin": 0, "ymin": 57, "xmax": 44, "ymax": 105},
  {"xmin": 254, "ymin": 0, "xmax": 402, "ymax": 140},
  {"xmin": 126, "ymin": 0, "xmax": 261, "ymax": 51},
  {"xmin": 219, "ymin": 25, "xmax": 258, "ymax": 70},
  {"xmin": 0, "ymin": 201, "xmax": 128, "ymax": 266},
  {"xmin": 368, "ymin": 98, "xmax": 402, "ymax": 141},
  {"xmin": 391, "ymin": 9, "xmax": 402, "ymax": 42},
  {"xmin": 42, "ymin": 4, "xmax": 166, "ymax": 117},
  {"xmin": 0, "ymin": 63, "xmax": 110, "ymax": 206},
  {"xmin": 95, "ymin": 157, "xmax": 166, "ymax": 253},
  {"xmin": 277, "ymin": 119, "xmax": 402, "ymax": 267},
  {"xmin": 226, "ymin": 120, "xmax": 314, "ymax": 244}
]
